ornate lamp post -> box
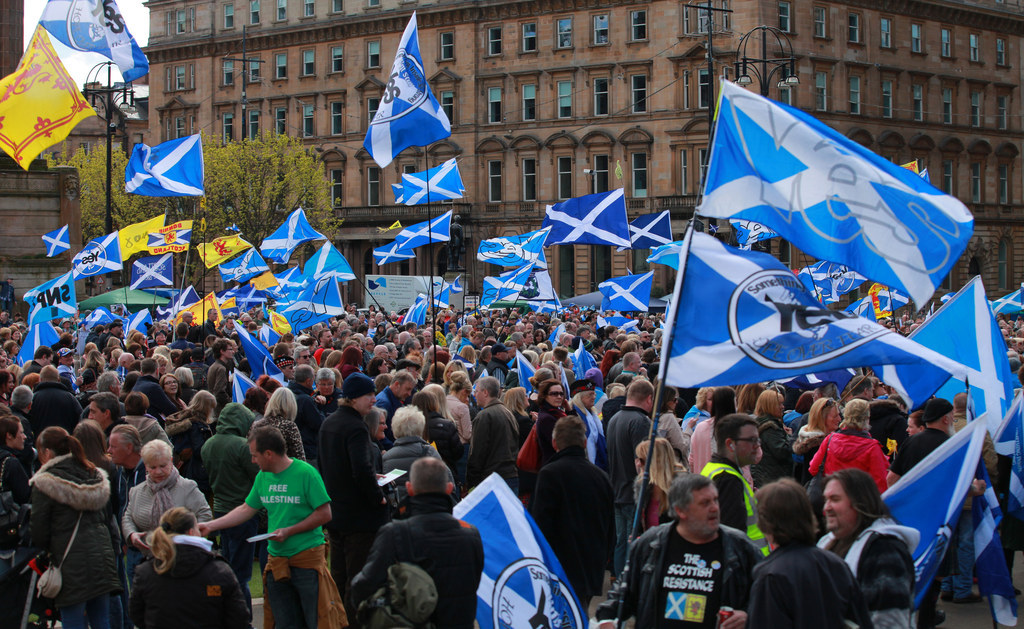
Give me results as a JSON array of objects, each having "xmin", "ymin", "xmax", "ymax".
[
  {"xmin": 734, "ymin": 26, "xmax": 800, "ymax": 97},
  {"xmin": 83, "ymin": 62, "xmax": 136, "ymax": 235}
]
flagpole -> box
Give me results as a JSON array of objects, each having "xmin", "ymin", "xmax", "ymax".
[{"xmin": 423, "ymin": 154, "xmax": 439, "ymax": 377}]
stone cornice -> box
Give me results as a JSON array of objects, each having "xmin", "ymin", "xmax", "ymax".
[{"xmin": 843, "ymin": 0, "xmax": 1024, "ymax": 34}]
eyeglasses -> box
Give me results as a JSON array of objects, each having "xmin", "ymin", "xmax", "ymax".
[
  {"xmin": 548, "ymin": 391, "xmax": 565, "ymax": 397},
  {"xmin": 733, "ymin": 437, "xmax": 761, "ymax": 446},
  {"xmin": 300, "ymin": 354, "xmax": 311, "ymax": 359}
]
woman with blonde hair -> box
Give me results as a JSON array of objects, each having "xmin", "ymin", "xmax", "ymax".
[
  {"xmin": 413, "ymin": 386, "xmax": 462, "ymax": 473},
  {"xmin": 808, "ymin": 398, "xmax": 890, "ymax": 493},
  {"xmin": 503, "ymin": 387, "xmax": 533, "ymax": 450},
  {"xmin": 634, "ymin": 437, "xmax": 685, "ymax": 531},
  {"xmin": 793, "ymin": 398, "xmax": 841, "ymax": 484},
  {"xmin": 752, "ymin": 388, "xmax": 793, "ymax": 488},
  {"xmin": 174, "ymin": 366, "xmax": 196, "ymax": 404},
  {"xmin": 249, "ymin": 386, "xmax": 305, "ymax": 460},
  {"xmin": 130, "ymin": 507, "xmax": 248, "ymax": 629},
  {"xmin": 442, "ymin": 360, "xmax": 468, "ymax": 390},
  {"xmin": 165, "ymin": 390, "xmax": 217, "ymax": 493}
]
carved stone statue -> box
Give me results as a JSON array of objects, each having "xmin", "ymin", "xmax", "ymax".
[{"xmin": 447, "ymin": 215, "xmax": 465, "ymax": 270}]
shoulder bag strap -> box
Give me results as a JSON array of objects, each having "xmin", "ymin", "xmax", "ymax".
[
  {"xmin": 818, "ymin": 434, "xmax": 833, "ymax": 476},
  {"xmin": 57, "ymin": 513, "xmax": 83, "ymax": 569},
  {"xmin": 0, "ymin": 456, "xmax": 7, "ymax": 492}
]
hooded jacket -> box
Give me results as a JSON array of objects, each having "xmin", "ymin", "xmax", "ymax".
[
  {"xmin": 808, "ymin": 429, "xmax": 890, "ymax": 493},
  {"xmin": 29, "ymin": 380, "xmax": 83, "ymax": 436},
  {"xmin": 201, "ymin": 403, "xmax": 259, "ymax": 513}
]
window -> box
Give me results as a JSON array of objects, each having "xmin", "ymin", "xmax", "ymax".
[
  {"xmin": 593, "ymin": 78, "xmax": 608, "ymax": 116},
  {"xmin": 487, "ymin": 87, "xmax": 502, "ymax": 123},
  {"xmin": 632, "ymin": 152, "xmax": 648, "ymax": 198},
  {"xmin": 683, "ymin": 70, "xmax": 690, "ymax": 108},
  {"xmin": 777, "ymin": 86, "xmax": 794, "ymax": 106},
  {"xmin": 302, "ymin": 50, "xmax": 315, "ymax": 76},
  {"xmin": 367, "ymin": 41, "xmax": 380, "ymax": 68},
  {"xmin": 175, "ymin": 65, "xmax": 186, "ymax": 90},
  {"xmin": 592, "ymin": 155, "xmax": 609, "ymax": 193},
  {"xmin": 815, "ymin": 71, "xmax": 828, "ymax": 111},
  {"xmin": 330, "ymin": 102, "xmax": 343, "ymax": 134},
  {"xmin": 848, "ymin": 76, "xmax": 861, "ymax": 114},
  {"xmin": 223, "ymin": 60, "xmax": 234, "ymax": 85},
  {"xmin": 440, "ymin": 32, "xmax": 454, "ymax": 60},
  {"xmin": 304, "ymin": 0, "xmax": 314, "ymax": 17},
  {"xmin": 971, "ymin": 162, "xmax": 982, "ymax": 203},
  {"xmin": 367, "ymin": 167, "xmax": 380, "ymax": 206},
  {"xmin": 557, "ymin": 18, "xmax": 573, "ymax": 49},
  {"xmin": 248, "ymin": 110, "xmax": 259, "ymax": 138},
  {"xmin": 699, "ymin": 148, "xmax": 709, "ymax": 188},
  {"xmin": 631, "ymin": 10, "xmax": 647, "ymax": 41},
  {"xmin": 941, "ymin": 28, "xmax": 951, "ymax": 57},
  {"xmin": 488, "ymin": 26, "xmax": 502, "ymax": 55},
  {"xmin": 881, "ymin": 80, "xmax": 892, "ymax": 118},
  {"xmin": 174, "ymin": 117, "xmax": 185, "ymax": 139},
  {"xmin": 522, "ymin": 84, "xmax": 536, "ymax": 121},
  {"xmin": 557, "ymin": 156, "xmax": 573, "ymax": 199},
  {"xmin": 277, "ymin": 0, "xmax": 286, "ymax": 20},
  {"xmin": 331, "ymin": 0, "xmax": 342, "ymax": 12},
  {"xmin": 593, "ymin": 15, "xmax": 608, "ymax": 45},
  {"xmin": 440, "ymin": 90, "xmax": 454, "ymax": 123},
  {"xmin": 999, "ymin": 240, "xmax": 1009, "ymax": 289},
  {"xmin": 970, "ymin": 91, "xmax": 982, "ymax": 127},
  {"xmin": 275, "ymin": 107, "xmax": 286, "ymax": 133},
  {"xmin": 367, "ymin": 0, "xmax": 380, "ymax": 7},
  {"xmin": 223, "ymin": 113, "xmax": 235, "ymax": 142},
  {"xmin": 997, "ymin": 95, "xmax": 1008, "ymax": 130},
  {"xmin": 911, "ymin": 24, "xmax": 922, "ymax": 52},
  {"xmin": 330, "ymin": 170, "xmax": 343, "ymax": 208},
  {"xmin": 302, "ymin": 104, "xmax": 314, "ymax": 136},
  {"xmin": 522, "ymin": 158, "xmax": 536, "ymax": 201},
  {"xmin": 176, "ymin": 9, "xmax": 187, "ymax": 34},
  {"xmin": 224, "ymin": 4, "xmax": 235, "ymax": 28},
  {"xmin": 488, "ymin": 160, "xmax": 502, "ymax": 202},
  {"xmin": 275, "ymin": 53, "xmax": 287, "ymax": 79},
  {"xmin": 942, "ymin": 159, "xmax": 954, "ymax": 194},
  {"xmin": 522, "ymin": 23, "xmax": 537, "ymax": 52},
  {"xmin": 698, "ymin": 69, "xmax": 711, "ymax": 108},
  {"xmin": 631, "ymin": 75, "xmax": 648, "ymax": 113},
  {"xmin": 250, "ymin": 0, "xmax": 260, "ymax": 23},
  {"xmin": 848, "ymin": 13, "xmax": 860, "ymax": 43},
  {"xmin": 999, "ymin": 165, "xmax": 1010, "ymax": 204},
  {"xmin": 680, "ymin": 149, "xmax": 689, "ymax": 194},
  {"xmin": 813, "ymin": 7, "xmax": 826, "ymax": 38},
  {"xmin": 247, "ymin": 58, "xmax": 260, "ymax": 81},
  {"xmin": 912, "ymin": 84, "xmax": 923, "ymax": 121},
  {"xmin": 367, "ymin": 97, "xmax": 379, "ymax": 122},
  {"xmin": 331, "ymin": 46, "xmax": 343, "ymax": 72},
  {"xmin": 557, "ymin": 81, "xmax": 572, "ymax": 118},
  {"xmin": 778, "ymin": 2, "xmax": 791, "ymax": 33},
  {"xmin": 942, "ymin": 87, "xmax": 953, "ymax": 124},
  {"xmin": 969, "ymin": 34, "xmax": 979, "ymax": 61},
  {"xmin": 880, "ymin": 18, "xmax": 891, "ymax": 48}
]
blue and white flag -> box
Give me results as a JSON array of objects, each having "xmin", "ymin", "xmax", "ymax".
[
  {"xmin": 39, "ymin": 0, "xmax": 149, "ymax": 82},
  {"xmin": 373, "ymin": 241, "xmax": 417, "ymax": 266},
  {"xmin": 156, "ymin": 285, "xmax": 199, "ymax": 319},
  {"xmin": 620, "ymin": 211, "xmax": 672, "ymax": 251},
  {"xmin": 227, "ymin": 285, "xmax": 268, "ymax": 311},
  {"xmin": 83, "ymin": 307, "xmax": 119, "ymax": 329},
  {"xmin": 529, "ymin": 299, "xmax": 561, "ymax": 314},
  {"xmin": 883, "ymin": 419, "xmax": 987, "ymax": 607},
  {"xmin": 442, "ymin": 275, "xmax": 464, "ymax": 294},
  {"xmin": 514, "ymin": 351, "xmax": 536, "ymax": 395},
  {"xmin": 845, "ymin": 295, "xmax": 878, "ymax": 321},
  {"xmin": 280, "ymin": 277, "xmax": 345, "ymax": 332},
  {"xmin": 400, "ymin": 158, "xmax": 464, "ymax": 205},
  {"xmin": 797, "ymin": 261, "xmax": 866, "ymax": 304},
  {"xmin": 647, "ymin": 240, "xmax": 685, "ymax": 269},
  {"xmin": 16, "ymin": 322, "xmax": 61, "ymax": 367},
  {"xmin": 597, "ymin": 316, "xmax": 639, "ymax": 332},
  {"xmin": 126, "ymin": 309, "xmax": 152, "ymax": 334},
  {"xmin": 303, "ymin": 241, "xmax": 356, "ymax": 282},
  {"xmin": 270, "ymin": 266, "xmax": 305, "ymax": 295},
  {"xmin": 995, "ymin": 393, "xmax": 1024, "ymax": 519},
  {"xmin": 543, "ymin": 189, "xmax": 630, "ymax": 248},
  {"xmin": 42, "ymin": 224, "xmax": 70, "ymax": 257},
  {"xmin": 404, "ymin": 293, "xmax": 429, "ymax": 327},
  {"xmin": 664, "ymin": 232, "xmax": 968, "ymax": 390},
  {"xmin": 482, "ymin": 263, "xmax": 535, "ymax": 307},
  {"xmin": 571, "ymin": 344, "xmax": 598, "ymax": 381},
  {"xmin": 599, "ymin": 272, "xmax": 654, "ymax": 313},
  {"xmin": 972, "ymin": 467, "xmax": 1019, "ymax": 625},
  {"xmin": 391, "ymin": 183, "xmax": 405, "ymax": 204},
  {"xmin": 775, "ymin": 368, "xmax": 857, "ymax": 392},
  {"xmin": 124, "ymin": 134, "xmax": 204, "ymax": 196},
  {"xmin": 432, "ymin": 286, "xmax": 452, "ymax": 309},
  {"xmin": 219, "ymin": 249, "xmax": 270, "ymax": 285},
  {"xmin": 24, "ymin": 272, "xmax": 77, "ymax": 326},
  {"xmin": 233, "ymin": 370, "xmax": 256, "ymax": 404},
  {"xmin": 235, "ymin": 325, "xmax": 285, "ymax": 383},
  {"xmin": 72, "ymin": 231, "xmax": 122, "ymax": 279},
  {"xmin": 394, "ymin": 210, "xmax": 452, "ymax": 251},
  {"xmin": 730, "ymin": 219, "xmax": 779, "ymax": 251},
  {"xmin": 259, "ymin": 323, "xmax": 281, "ymax": 347},
  {"xmin": 699, "ymin": 80, "xmax": 973, "ymax": 306},
  {"xmin": 881, "ymin": 277, "xmax": 1014, "ymax": 424},
  {"xmin": 452, "ymin": 474, "xmax": 586, "ymax": 629},
  {"xmin": 363, "ymin": 12, "xmax": 451, "ymax": 168},
  {"xmin": 260, "ymin": 208, "xmax": 327, "ymax": 264},
  {"xmin": 130, "ymin": 253, "xmax": 173, "ymax": 289},
  {"xmin": 992, "ymin": 285, "xmax": 1024, "ymax": 315},
  {"xmin": 477, "ymin": 227, "xmax": 550, "ymax": 269},
  {"xmin": 549, "ymin": 323, "xmax": 566, "ymax": 346}
]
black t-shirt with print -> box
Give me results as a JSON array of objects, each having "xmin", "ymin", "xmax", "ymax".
[{"xmin": 656, "ymin": 528, "xmax": 725, "ymax": 628}]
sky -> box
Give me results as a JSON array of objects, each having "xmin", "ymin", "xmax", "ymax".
[{"xmin": 23, "ymin": 0, "xmax": 151, "ymax": 85}]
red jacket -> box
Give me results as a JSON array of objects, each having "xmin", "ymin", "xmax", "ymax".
[{"xmin": 809, "ymin": 429, "xmax": 889, "ymax": 493}]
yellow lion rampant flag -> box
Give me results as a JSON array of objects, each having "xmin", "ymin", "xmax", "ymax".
[
  {"xmin": 0, "ymin": 27, "xmax": 96, "ymax": 169},
  {"xmin": 197, "ymin": 235, "xmax": 252, "ymax": 268}
]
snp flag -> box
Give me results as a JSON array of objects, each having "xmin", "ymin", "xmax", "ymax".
[
  {"xmin": 452, "ymin": 474, "xmax": 586, "ymax": 629},
  {"xmin": 663, "ymin": 232, "xmax": 968, "ymax": 389},
  {"xmin": 125, "ymin": 135, "xmax": 204, "ymax": 196},
  {"xmin": 148, "ymin": 220, "xmax": 193, "ymax": 254},
  {"xmin": 303, "ymin": 241, "xmax": 356, "ymax": 282},
  {"xmin": 394, "ymin": 210, "xmax": 452, "ymax": 251},
  {"xmin": 400, "ymin": 158, "xmax": 465, "ymax": 205},
  {"xmin": 543, "ymin": 189, "xmax": 630, "ymax": 248},
  {"xmin": 25, "ymin": 272, "xmax": 77, "ymax": 326},
  {"xmin": 130, "ymin": 253, "xmax": 173, "ymax": 289},
  {"xmin": 280, "ymin": 277, "xmax": 345, "ymax": 332},
  {"xmin": 797, "ymin": 261, "xmax": 866, "ymax": 304},
  {"xmin": 730, "ymin": 219, "xmax": 779, "ymax": 251},
  {"xmin": 39, "ymin": 0, "xmax": 150, "ymax": 82},
  {"xmin": 619, "ymin": 211, "xmax": 672, "ymax": 251},
  {"xmin": 363, "ymin": 12, "xmax": 451, "ymax": 168},
  {"xmin": 699, "ymin": 80, "xmax": 973, "ymax": 306},
  {"xmin": 599, "ymin": 272, "xmax": 654, "ymax": 313},
  {"xmin": 477, "ymin": 227, "xmax": 550, "ymax": 269},
  {"xmin": 219, "ymin": 249, "xmax": 271, "ymax": 285},
  {"xmin": 42, "ymin": 224, "xmax": 70, "ymax": 257},
  {"xmin": 73, "ymin": 232, "xmax": 122, "ymax": 279},
  {"xmin": 260, "ymin": 208, "xmax": 327, "ymax": 264}
]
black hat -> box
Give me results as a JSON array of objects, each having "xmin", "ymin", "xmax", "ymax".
[
  {"xmin": 570, "ymin": 379, "xmax": 595, "ymax": 396},
  {"xmin": 922, "ymin": 398, "xmax": 954, "ymax": 424},
  {"xmin": 342, "ymin": 373, "xmax": 375, "ymax": 399},
  {"xmin": 275, "ymin": 356, "xmax": 294, "ymax": 369},
  {"xmin": 491, "ymin": 342, "xmax": 509, "ymax": 354}
]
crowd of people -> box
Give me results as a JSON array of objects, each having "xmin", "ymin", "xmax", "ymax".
[{"xmin": 0, "ymin": 302, "xmax": 1020, "ymax": 629}]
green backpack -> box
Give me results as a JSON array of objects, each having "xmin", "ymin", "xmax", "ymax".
[{"xmin": 357, "ymin": 524, "xmax": 438, "ymax": 629}]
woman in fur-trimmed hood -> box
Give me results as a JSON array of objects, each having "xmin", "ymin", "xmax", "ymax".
[{"xmin": 30, "ymin": 426, "xmax": 120, "ymax": 624}]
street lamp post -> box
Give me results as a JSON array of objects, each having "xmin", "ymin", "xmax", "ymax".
[
  {"xmin": 83, "ymin": 62, "xmax": 136, "ymax": 235},
  {"xmin": 733, "ymin": 26, "xmax": 800, "ymax": 97}
]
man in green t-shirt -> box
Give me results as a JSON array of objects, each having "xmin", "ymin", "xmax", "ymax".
[{"xmin": 200, "ymin": 425, "xmax": 337, "ymax": 628}]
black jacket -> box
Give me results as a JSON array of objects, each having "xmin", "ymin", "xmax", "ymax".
[
  {"xmin": 596, "ymin": 523, "xmax": 761, "ymax": 626},
  {"xmin": 530, "ymin": 445, "xmax": 614, "ymax": 598},
  {"xmin": 605, "ymin": 405, "xmax": 651, "ymax": 504},
  {"xmin": 350, "ymin": 493, "xmax": 484, "ymax": 629},
  {"xmin": 318, "ymin": 404, "xmax": 389, "ymax": 534},
  {"xmin": 869, "ymin": 400, "xmax": 908, "ymax": 458},
  {"xmin": 132, "ymin": 374, "xmax": 179, "ymax": 420},
  {"xmin": 289, "ymin": 381, "xmax": 325, "ymax": 461},
  {"xmin": 30, "ymin": 380, "xmax": 83, "ymax": 435},
  {"xmin": 424, "ymin": 411, "xmax": 462, "ymax": 469},
  {"xmin": 130, "ymin": 542, "xmax": 249, "ymax": 629}
]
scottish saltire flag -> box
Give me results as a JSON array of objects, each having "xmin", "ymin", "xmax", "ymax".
[
  {"xmin": 400, "ymin": 158, "xmax": 465, "ymax": 205},
  {"xmin": 259, "ymin": 323, "xmax": 281, "ymax": 347},
  {"xmin": 995, "ymin": 393, "xmax": 1024, "ymax": 519},
  {"xmin": 373, "ymin": 241, "xmax": 417, "ymax": 265},
  {"xmin": 148, "ymin": 220, "xmax": 193, "ymax": 254},
  {"xmin": 391, "ymin": 183, "xmax": 405, "ymax": 204},
  {"xmin": 303, "ymin": 241, "xmax": 356, "ymax": 282},
  {"xmin": 219, "ymin": 249, "xmax": 271, "ymax": 285},
  {"xmin": 883, "ymin": 419, "xmax": 987, "ymax": 607},
  {"xmin": 233, "ymin": 371, "xmax": 256, "ymax": 404},
  {"xmin": 477, "ymin": 227, "xmax": 550, "ymax": 269},
  {"xmin": 15, "ymin": 322, "xmax": 61, "ymax": 367},
  {"xmin": 481, "ymin": 263, "xmax": 535, "ymax": 307},
  {"xmin": 280, "ymin": 277, "xmax": 345, "ymax": 332},
  {"xmin": 39, "ymin": 0, "xmax": 149, "ymax": 82},
  {"xmin": 529, "ymin": 300, "xmax": 561, "ymax": 314},
  {"xmin": 664, "ymin": 232, "xmax": 968, "ymax": 390},
  {"xmin": 432, "ymin": 286, "xmax": 452, "ymax": 308},
  {"xmin": 42, "ymin": 224, "xmax": 70, "ymax": 257},
  {"xmin": 126, "ymin": 309, "xmax": 152, "ymax": 334},
  {"xmin": 130, "ymin": 254, "xmax": 173, "ymax": 289},
  {"xmin": 597, "ymin": 316, "xmax": 639, "ymax": 332},
  {"xmin": 730, "ymin": 219, "xmax": 779, "ymax": 251},
  {"xmin": 845, "ymin": 295, "xmax": 878, "ymax": 321},
  {"xmin": 442, "ymin": 275, "xmax": 464, "ymax": 294},
  {"xmin": 572, "ymin": 344, "xmax": 598, "ymax": 381},
  {"xmin": 775, "ymin": 368, "xmax": 857, "ymax": 393},
  {"xmin": 125, "ymin": 135, "xmax": 204, "ymax": 196},
  {"xmin": 647, "ymin": 240, "xmax": 685, "ymax": 269},
  {"xmin": 363, "ymin": 13, "xmax": 451, "ymax": 168},
  {"xmin": 549, "ymin": 323, "xmax": 565, "ymax": 346},
  {"xmin": 797, "ymin": 261, "xmax": 866, "ymax": 304},
  {"xmin": 217, "ymin": 294, "xmax": 239, "ymax": 318},
  {"xmin": 156, "ymin": 286, "xmax": 199, "ymax": 319},
  {"xmin": 227, "ymin": 285, "xmax": 268, "ymax": 311},
  {"xmin": 83, "ymin": 307, "xmax": 119, "ymax": 329},
  {"xmin": 72, "ymin": 232, "xmax": 122, "ymax": 279},
  {"xmin": 619, "ymin": 211, "xmax": 672, "ymax": 251},
  {"xmin": 394, "ymin": 210, "xmax": 452, "ymax": 250},
  {"xmin": 543, "ymin": 189, "xmax": 631, "ymax": 248},
  {"xmin": 271, "ymin": 266, "xmax": 305, "ymax": 294},
  {"xmin": 699, "ymin": 80, "xmax": 973, "ymax": 306},
  {"xmin": 235, "ymin": 326, "xmax": 285, "ymax": 383},
  {"xmin": 260, "ymin": 208, "xmax": 327, "ymax": 264},
  {"xmin": 599, "ymin": 272, "xmax": 654, "ymax": 312},
  {"xmin": 972, "ymin": 467, "xmax": 1019, "ymax": 625},
  {"xmin": 404, "ymin": 294, "xmax": 429, "ymax": 326},
  {"xmin": 514, "ymin": 351, "xmax": 537, "ymax": 395},
  {"xmin": 992, "ymin": 285, "xmax": 1024, "ymax": 315},
  {"xmin": 452, "ymin": 474, "xmax": 586, "ymax": 629},
  {"xmin": 24, "ymin": 272, "xmax": 76, "ymax": 326}
]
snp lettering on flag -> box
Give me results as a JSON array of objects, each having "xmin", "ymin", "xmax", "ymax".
[
  {"xmin": 42, "ymin": 225, "xmax": 70, "ymax": 257},
  {"xmin": 39, "ymin": 0, "xmax": 149, "ymax": 82},
  {"xmin": 130, "ymin": 254, "xmax": 173, "ymax": 289},
  {"xmin": 125, "ymin": 135, "xmax": 204, "ymax": 196},
  {"xmin": 543, "ymin": 189, "xmax": 631, "ymax": 248},
  {"xmin": 73, "ymin": 232, "xmax": 123, "ymax": 279},
  {"xmin": 599, "ymin": 272, "xmax": 654, "ymax": 312},
  {"xmin": 25, "ymin": 272, "xmax": 77, "ymax": 326},
  {"xmin": 619, "ymin": 211, "xmax": 673, "ymax": 251}
]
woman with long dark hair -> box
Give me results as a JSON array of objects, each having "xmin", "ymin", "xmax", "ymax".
[{"xmin": 535, "ymin": 379, "xmax": 569, "ymax": 468}]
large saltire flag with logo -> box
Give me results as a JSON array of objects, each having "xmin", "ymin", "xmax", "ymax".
[
  {"xmin": 260, "ymin": 208, "xmax": 327, "ymax": 264},
  {"xmin": 363, "ymin": 12, "xmax": 451, "ymax": 168},
  {"xmin": 39, "ymin": 0, "xmax": 149, "ymax": 82},
  {"xmin": 148, "ymin": 220, "xmax": 193, "ymax": 254},
  {"xmin": 198, "ymin": 235, "xmax": 252, "ymax": 268},
  {"xmin": 24, "ymin": 272, "xmax": 77, "ymax": 326},
  {"xmin": 453, "ymin": 474, "xmax": 586, "ymax": 629},
  {"xmin": 73, "ymin": 232, "xmax": 123, "ymax": 278},
  {"xmin": 699, "ymin": 80, "xmax": 973, "ymax": 306},
  {"xmin": 0, "ymin": 26, "xmax": 96, "ymax": 170},
  {"xmin": 279, "ymin": 277, "xmax": 345, "ymax": 332},
  {"xmin": 477, "ymin": 227, "xmax": 550, "ymax": 269}
]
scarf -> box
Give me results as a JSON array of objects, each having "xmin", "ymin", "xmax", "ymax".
[{"xmin": 146, "ymin": 466, "xmax": 180, "ymax": 527}]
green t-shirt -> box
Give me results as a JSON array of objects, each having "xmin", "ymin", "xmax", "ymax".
[{"xmin": 245, "ymin": 459, "xmax": 331, "ymax": 557}]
